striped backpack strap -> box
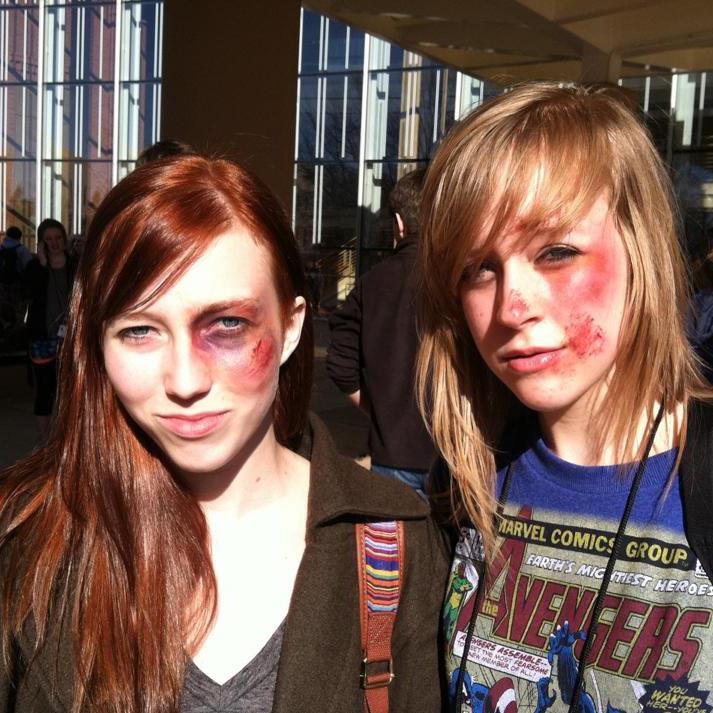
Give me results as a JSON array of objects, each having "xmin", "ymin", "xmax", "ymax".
[{"xmin": 355, "ymin": 520, "xmax": 405, "ymax": 713}]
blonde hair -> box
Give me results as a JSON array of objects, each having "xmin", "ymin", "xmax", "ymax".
[{"xmin": 417, "ymin": 82, "xmax": 708, "ymax": 553}]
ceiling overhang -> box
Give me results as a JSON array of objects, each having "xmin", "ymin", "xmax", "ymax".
[{"xmin": 305, "ymin": 0, "xmax": 713, "ymax": 84}]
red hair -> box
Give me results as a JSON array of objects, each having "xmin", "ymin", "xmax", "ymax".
[{"xmin": 0, "ymin": 156, "xmax": 313, "ymax": 711}]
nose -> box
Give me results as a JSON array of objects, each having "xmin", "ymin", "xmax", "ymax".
[
  {"xmin": 163, "ymin": 334, "xmax": 211, "ymax": 402},
  {"xmin": 495, "ymin": 264, "xmax": 542, "ymax": 329}
]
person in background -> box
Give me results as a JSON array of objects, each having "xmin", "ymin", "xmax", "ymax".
[
  {"xmin": 136, "ymin": 138, "xmax": 196, "ymax": 166},
  {"xmin": 0, "ymin": 226, "xmax": 32, "ymax": 336},
  {"xmin": 23, "ymin": 218, "xmax": 76, "ymax": 441},
  {"xmin": 0, "ymin": 226, "xmax": 32, "ymax": 271},
  {"xmin": 417, "ymin": 83, "xmax": 713, "ymax": 712},
  {"xmin": 327, "ymin": 169, "xmax": 436, "ymax": 496}
]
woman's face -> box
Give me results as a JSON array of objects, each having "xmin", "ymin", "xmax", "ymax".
[
  {"xmin": 459, "ymin": 195, "xmax": 628, "ymax": 419},
  {"xmin": 103, "ymin": 229, "xmax": 305, "ymax": 476},
  {"xmin": 43, "ymin": 227, "xmax": 65, "ymax": 255}
]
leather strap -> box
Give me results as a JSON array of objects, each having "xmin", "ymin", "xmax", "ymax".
[{"xmin": 356, "ymin": 520, "xmax": 405, "ymax": 713}]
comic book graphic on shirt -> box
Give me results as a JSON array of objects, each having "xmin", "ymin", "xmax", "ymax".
[{"xmin": 445, "ymin": 511, "xmax": 713, "ymax": 713}]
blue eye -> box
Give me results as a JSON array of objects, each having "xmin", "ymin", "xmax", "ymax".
[
  {"xmin": 119, "ymin": 325, "xmax": 152, "ymax": 341},
  {"xmin": 216, "ymin": 317, "xmax": 244, "ymax": 329}
]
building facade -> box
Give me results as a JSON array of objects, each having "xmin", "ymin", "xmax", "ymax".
[
  {"xmin": 0, "ymin": 3, "xmax": 710, "ymax": 284},
  {"xmin": 293, "ymin": 7, "xmax": 501, "ymax": 310},
  {"xmin": 0, "ymin": 0, "xmax": 162, "ymax": 245},
  {"xmin": 295, "ymin": 8, "xmax": 713, "ymax": 311}
]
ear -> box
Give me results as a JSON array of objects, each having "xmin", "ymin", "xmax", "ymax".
[
  {"xmin": 394, "ymin": 212, "xmax": 405, "ymax": 239},
  {"xmin": 280, "ymin": 296, "xmax": 307, "ymax": 366}
]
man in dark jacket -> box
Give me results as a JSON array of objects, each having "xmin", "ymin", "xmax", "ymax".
[{"xmin": 327, "ymin": 169, "xmax": 435, "ymax": 495}]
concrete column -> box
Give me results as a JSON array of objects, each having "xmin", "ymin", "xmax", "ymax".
[
  {"xmin": 580, "ymin": 48, "xmax": 622, "ymax": 84},
  {"xmin": 161, "ymin": 0, "xmax": 301, "ymax": 208}
]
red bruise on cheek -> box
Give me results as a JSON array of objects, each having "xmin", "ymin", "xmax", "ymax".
[
  {"xmin": 192, "ymin": 330, "xmax": 278, "ymax": 387},
  {"xmin": 246, "ymin": 338, "xmax": 275, "ymax": 378},
  {"xmin": 566, "ymin": 314, "xmax": 605, "ymax": 358}
]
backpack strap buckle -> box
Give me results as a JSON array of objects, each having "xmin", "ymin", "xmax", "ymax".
[{"xmin": 360, "ymin": 656, "xmax": 394, "ymax": 689}]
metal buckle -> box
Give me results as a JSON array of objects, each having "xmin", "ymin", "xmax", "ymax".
[{"xmin": 360, "ymin": 656, "xmax": 395, "ymax": 689}]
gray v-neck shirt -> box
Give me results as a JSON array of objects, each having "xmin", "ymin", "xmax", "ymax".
[{"xmin": 180, "ymin": 620, "xmax": 285, "ymax": 713}]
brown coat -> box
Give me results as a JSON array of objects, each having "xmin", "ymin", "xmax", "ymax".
[{"xmin": 0, "ymin": 415, "xmax": 450, "ymax": 712}]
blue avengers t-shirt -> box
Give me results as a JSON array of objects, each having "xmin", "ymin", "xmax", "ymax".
[{"xmin": 445, "ymin": 440, "xmax": 713, "ymax": 713}]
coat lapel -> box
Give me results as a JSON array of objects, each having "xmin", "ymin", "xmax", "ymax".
[
  {"xmin": 273, "ymin": 414, "xmax": 429, "ymax": 713},
  {"xmin": 272, "ymin": 520, "xmax": 362, "ymax": 713}
]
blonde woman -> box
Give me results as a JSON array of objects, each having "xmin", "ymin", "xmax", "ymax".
[{"xmin": 417, "ymin": 84, "xmax": 713, "ymax": 713}]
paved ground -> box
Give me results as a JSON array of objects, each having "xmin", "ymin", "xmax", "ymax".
[{"xmin": 0, "ymin": 317, "xmax": 369, "ymax": 471}]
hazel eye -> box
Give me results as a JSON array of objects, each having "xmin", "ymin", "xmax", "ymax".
[
  {"xmin": 540, "ymin": 245, "xmax": 579, "ymax": 263},
  {"xmin": 461, "ymin": 260, "xmax": 496, "ymax": 285}
]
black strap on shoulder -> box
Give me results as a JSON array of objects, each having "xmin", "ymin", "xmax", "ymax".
[{"xmin": 680, "ymin": 399, "xmax": 713, "ymax": 583}]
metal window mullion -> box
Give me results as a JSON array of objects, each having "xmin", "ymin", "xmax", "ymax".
[
  {"xmin": 111, "ymin": 0, "xmax": 121, "ymax": 185},
  {"xmin": 35, "ymin": 0, "xmax": 44, "ymax": 232},
  {"xmin": 51, "ymin": 5, "xmax": 65, "ymax": 220},
  {"xmin": 297, "ymin": 6, "xmax": 303, "ymax": 74},
  {"xmin": 340, "ymin": 74, "xmax": 347, "ymax": 158},
  {"xmin": 1, "ymin": 9, "xmax": 7, "ymax": 166},
  {"xmin": 697, "ymin": 72, "xmax": 706, "ymax": 146},
  {"xmin": 354, "ymin": 32, "xmax": 371, "ymax": 277},
  {"xmin": 667, "ymin": 73, "xmax": 677, "ymax": 169},
  {"xmin": 0, "ymin": 9, "xmax": 5, "ymax": 82},
  {"xmin": 155, "ymin": 1, "xmax": 163, "ymax": 143},
  {"xmin": 97, "ymin": 4, "xmax": 103, "ymax": 156},
  {"xmin": 128, "ymin": 2, "xmax": 141, "ymax": 162},
  {"xmin": 151, "ymin": 0, "xmax": 161, "ymax": 143},
  {"xmin": 454, "ymin": 71, "xmax": 463, "ymax": 120},
  {"xmin": 0, "ymin": 8, "xmax": 5, "ymax": 230},
  {"xmin": 316, "ymin": 164, "xmax": 323, "ymax": 244},
  {"xmin": 73, "ymin": 12, "xmax": 80, "ymax": 158},
  {"xmin": 292, "ymin": 75, "xmax": 301, "ymax": 231},
  {"xmin": 432, "ymin": 68, "xmax": 440, "ymax": 145},
  {"xmin": 21, "ymin": 8, "xmax": 27, "ymax": 156}
]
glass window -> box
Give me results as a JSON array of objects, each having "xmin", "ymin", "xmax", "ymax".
[
  {"xmin": 295, "ymin": 8, "xmax": 501, "ymax": 295},
  {"xmin": 323, "ymin": 73, "xmax": 362, "ymax": 161},
  {"xmin": 1, "ymin": 159, "xmax": 35, "ymax": 233},
  {"xmin": 297, "ymin": 76, "xmax": 318, "ymax": 160},
  {"xmin": 294, "ymin": 163, "xmax": 315, "ymax": 247},
  {"xmin": 366, "ymin": 69, "xmax": 438, "ymax": 161},
  {"xmin": 3, "ymin": 84, "xmax": 37, "ymax": 159},
  {"xmin": 347, "ymin": 27, "xmax": 364, "ymax": 70},
  {"xmin": 3, "ymin": 5, "xmax": 40, "ymax": 84},
  {"xmin": 0, "ymin": 0, "xmax": 162, "ymax": 242},
  {"xmin": 327, "ymin": 19, "xmax": 347, "ymax": 71},
  {"xmin": 320, "ymin": 162, "xmax": 359, "ymax": 247},
  {"xmin": 300, "ymin": 8, "xmax": 321, "ymax": 74}
]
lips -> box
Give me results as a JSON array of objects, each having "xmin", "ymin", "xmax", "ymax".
[
  {"xmin": 500, "ymin": 347, "xmax": 564, "ymax": 374},
  {"xmin": 157, "ymin": 411, "xmax": 228, "ymax": 438}
]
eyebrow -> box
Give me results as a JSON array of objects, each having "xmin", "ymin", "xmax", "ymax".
[{"xmin": 118, "ymin": 298, "xmax": 263, "ymax": 324}]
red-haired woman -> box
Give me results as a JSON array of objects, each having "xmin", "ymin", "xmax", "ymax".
[{"xmin": 0, "ymin": 156, "xmax": 448, "ymax": 712}]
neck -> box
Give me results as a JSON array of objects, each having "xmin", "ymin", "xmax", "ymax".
[
  {"xmin": 539, "ymin": 399, "xmax": 681, "ymax": 466},
  {"xmin": 179, "ymin": 418, "xmax": 308, "ymax": 519},
  {"xmin": 49, "ymin": 252, "xmax": 66, "ymax": 268}
]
